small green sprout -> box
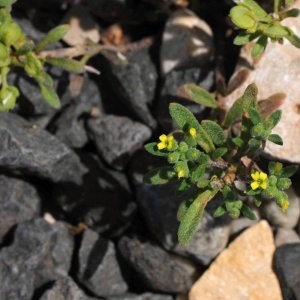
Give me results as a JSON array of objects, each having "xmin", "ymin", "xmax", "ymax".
[{"xmin": 229, "ymin": 0, "xmax": 300, "ymax": 57}]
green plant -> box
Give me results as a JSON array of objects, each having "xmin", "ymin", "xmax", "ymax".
[
  {"xmin": 0, "ymin": 0, "xmax": 123, "ymax": 111},
  {"xmin": 230, "ymin": 0, "xmax": 300, "ymax": 57},
  {"xmin": 144, "ymin": 83, "xmax": 298, "ymax": 245}
]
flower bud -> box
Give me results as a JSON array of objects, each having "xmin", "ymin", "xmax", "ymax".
[
  {"xmin": 277, "ymin": 178, "xmax": 291, "ymax": 190},
  {"xmin": 167, "ymin": 152, "xmax": 180, "ymax": 164},
  {"xmin": 178, "ymin": 141, "xmax": 188, "ymax": 153},
  {"xmin": 186, "ymin": 148, "xmax": 200, "ymax": 161}
]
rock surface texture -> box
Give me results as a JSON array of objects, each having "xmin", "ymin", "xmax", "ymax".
[{"xmin": 189, "ymin": 221, "xmax": 282, "ymax": 300}]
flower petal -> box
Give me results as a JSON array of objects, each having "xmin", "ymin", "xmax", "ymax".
[
  {"xmin": 157, "ymin": 142, "xmax": 166, "ymax": 150},
  {"xmin": 159, "ymin": 134, "xmax": 167, "ymax": 142},
  {"xmin": 251, "ymin": 181, "xmax": 259, "ymax": 190},
  {"xmin": 259, "ymin": 172, "xmax": 267, "ymax": 180},
  {"xmin": 260, "ymin": 181, "xmax": 268, "ymax": 189},
  {"xmin": 251, "ymin": 171, "xmax": 260, "ymax": 181}
]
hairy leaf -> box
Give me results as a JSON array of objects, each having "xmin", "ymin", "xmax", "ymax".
[
  {"xmin": 39, "ymin": 84, "xmax": 60, "ymax": 108},
  {"xmin": 281, "ymin": 165, "xmax": 298, "ymax": 178},
  {"xmin": 211, "ymin": 147, "xmax": 228, "ymax": 160},
  {"xmin": 268, "ymin": 110, "xmax": 282, "ymax": 128},
  {"xmin": 143, "ymin": 166, "xmax": 176, "ymax": 185},
  {"xmin": 241, "ymin": 204, "xmax": 257, "ymax": 220},
  {"xmin": 213, "ymin": 204, "xmax": 227, "ymax": 217},
  {"xmin": 178, "ymin": 189, "xmax": 218, "ymax": 245},
  {"xmin": 268, "ymin": 134, "xmax": 283, "ymax": 145},
  {"xmin": 144, "ymin": 143, "xmax": 168, "ymax": 157},
  {"xmin": 46, "ymin": 57, "xmax": 85, "ymax": 74},
  {"xmin": 36, "ymin": 24, "xmax": 69, "ymax": 53},
  {"xmin": 224, "ymin": 83, "xmax": 258, "ymax": 128},
  {"xmin": 233, "ymin": 31, "xmax": 261, "ymax": 45},
  {"xmin": 252, "ymin": 35, "xmax": 268, "ymax": 58},
  {"xmin": 177, "ymin": 84, "xmax": 218, "ymax": 108},
  {"xmin": 202, "ymin": 120, "xmax": 226, "ymax": 145},
  {"xmin": 249, "ymin": 107, "xmax": 262, "ymax": 125}
]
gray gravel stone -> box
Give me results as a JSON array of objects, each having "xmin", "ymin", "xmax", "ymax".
[
  {"xmin": 102, "ymin": 47, "xmax": 157, "ymax": 128},
  {"xmin": 0, "ymin": 174, "xmax": 40, "ymax": 240},
  {"xmin": 118, "ymin": 236, "xmax": 196, "ymax": 293},
  {"xmin": 77, "ymin": 228, "xmax": 128, "ymax": 297},
  {"xmin": 87, "ymin": 114, "xmax": 152, "ymax": 170},
  {"xmin": 39, "ymin": 276, "xmax": 97, "ymax": 300},
  {"xmin": 53, "ymin": 152, "xmax": 135, "ymax": 237},
  {"xmin": 274, "ymin": 243, "xmax": 300, "ymax": 300},
  {"xmin": 0, "ymin": 112, "xmax": 87, "ymax": 184},
  {"xmin": 0, "ymin": 218, "xmax": 56, "ymax": 300},
  {"xmin": 53, "ymin": 76, "xmax": 104, "ymax": 148},
  {"xmin": 34, "ymin": 221, "xmax": 74, "ymax": 289},
  {"xmin": 107, "ymin": 292, "xmax": 173, "ymax": 300}
]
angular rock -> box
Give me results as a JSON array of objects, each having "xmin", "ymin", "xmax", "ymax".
[
  {"xmin": 87, "ymin": 114, "xmax": 152, "ymax": 170},
  {"xmin": 160, "ymin": 9, "xmax": 214, "ymax": 75},
  {"xmin": 222, "ymin": 0, "xmax": 300, "ymax": 163},
  {"xmin": 101, "ymin": 47, "xmax": 158, "ymax": 128},
  {"xmin": 0, "ymin": 112, "xmax": 86, "ymax": 184},
  {"xmin": 107, "ymin": 292, "xmax": 173, "ymax": 300},
  {"xmin": 132, "ymin": 151, "xmax": 230, "ymax": 265},
  {"xmin": 39, "ymin": 276, "xmax": 97, "ymax": 300},
  {"xmin": 0, "ymin": 174, "xmax": 40, "ymax": 240},
  {"xmin": 53, "ymin": 76, "xmax": 104, "ymax": 148},
  {"xmin": 274, "ymin": 243, "xmax": 300, "ymax": 300},
  {"xmin": 77, "ymin": 228, "xmax": 128, "ymax": 297},
  {"xmin": 189, "ymin": 221, "xmax": 282, "ymax": 300},
  {"xmin": 0, "ymin": 218, "xmax": 57, "ymax": 300},
  {"xmin": 275, "ymin": 228, "xmax": 300, "ymax": 247},
  {"xmin": 157, "ymin": 67, "xmax": 213, "ymax": 133},
  {"xmin": 118, "ymin": 236, "xmax": 198, "ymax": 293},
  {"xmin": 34, "ymin": 221, "xmax": 74, "ymax": 288},
  {"xmin": 262, "ymin": 187, "xmax": 300, "ymax": 229},
  {"xmin": 61, "ymin": 5, "xmax": 100, "ymax": 46},
  {"xmin": 53, "ymin": 152, "xmax": 135, "ymax": 237}
]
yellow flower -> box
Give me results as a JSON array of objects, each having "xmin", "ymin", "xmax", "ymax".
[
  {"xmin": 177, "ymin": 169, "xmax": 185, "ymax": 178},
  {"xmin": 281, "ymin": 199, "xmax": 289, "ymax": 212},
  {"xmin": 250, "ymin": 171, "xmax": 268, "ymax": 190},
  {"xmin": 189, "ymin": 127, "xmax": 197, "ymax": 138},
  {"xmin": 157, "ymin": 134, "xmax": 174, "ymax": 150}
]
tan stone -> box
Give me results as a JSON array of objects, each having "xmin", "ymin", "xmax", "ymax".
[
  {"xmin": 61, "ymin": 5, "xmax": 100, "ymax": 46},
  {"xmin": 189, "ymin": 221, "xmax": 282, "ymax": 300},
  {"xmin": 223, "ymin": 0, "xmax": 300, "ymax": 163}
]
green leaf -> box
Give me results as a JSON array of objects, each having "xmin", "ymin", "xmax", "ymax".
[
  {"xmin": 144, "ymin": 143, "xmax": 168, "ymax": 157},
  {"xmin": 231, "ymin": 137, "xmax": 244, "ymax": 148},
  {"xmin": 213, "ymin": 204, "xmax": 227, "ymax": 217},
  {"xmin": 176, "ymin": 179, "xmax": 192, "ymax": 196},
  {"xmin": 263, "ymin": 22, "xmax": 290, "ymax": 39},
  {"xmin": 233, "ymin": 31, "xmax": 261, "ymax": 45},
  {"xmin": 197, "ymin": 152, "xmax": 210, "ymax": 164},
  {"xmin": 240, "ymin": 0, "xmax": 272, "ymax": 23},
  {"xmin": 229, "ymin": 6, "xmax": 257, "ymax": 30},
  {"xmin": 191, "ymin": 165, "xmax": 206, "ymax": 183},
  {"xmin": 268, "ymin": 134, "xmax": 283, "ymax": 145},
  {"xmin": 177, "ymin": 84, "xmax": 218, "ymax": 108},
  {"xmin": 211, "ymin": 147, "xmax": 228, "ymax": 160},
  {"xmin": 178, "ymin": 189, "xmax": 217, "ymax": 245},
  {"xmin": 46, "ymin": 57, "xmax": 85, "ymax": 74},
  {"xmin": 24, "ymin": 52, "xmax": 43, "ymax": 77},
  {"xmin": 177, "ymin": 197, "xmax": 193, "ymax": 222},
  {"xmin": 196, "ymin": 179, "xmax": 210, "ymax": 188},
  {"xmin": 224, "ymin": 83, "xmax": 258, "ymax": 128},
  {"xmin": 169, "ymin": 102, "xmax": 200, "ymax": 130},
  {"xmin": 249, "ymin": 107, "xmax": 262, "ymax": 125},
  {"xmin": 201, "ymin": 120, "xmax": 226, "ymax": 146},
  {"xmin": 143, "ymin": 166, "xmax": 176, "ymax": 185},
  {"xmin": 35, "ymin": 24, "xmax": 69, "ymax": 54},
  {"xmin": 279, "ymin": 8, "xmax": 300, "ymax": 19},
  {"xmin": 268, "ymin": 110, "xmax": 282, "ymax": 128},
  {"xmin": 241, "ymin": 204, "xmax": 257, "ymax": 220},
  {"xmin": 251, "ymin": 35, "xmax": 268, "ymax": 58},
  {"xmin": 285, "ymin": 32, "xmax": 300, "ymax": 48},
  {"xmin": 169, "ymin": 103, "xmax": 215, "ymax": 153},
  {"xmin": 222, "ymin": 185, "xmax": 234, "ymax": 199},
  {"xmin": 281, "ymin": 165, "xmax": 298, "ymax": 178},
  {"xmin": 39, "ymin": 83, "xmax": 60, "ymax": 108},
  {"xmin": 253, "ymin": 195, "xmax": 262, "ymax": 207},
  {"xmin": 246, "ymin": 188, "xmax": 261, "ymax": 196},
  {"xmin": 248, "ymin": 138, "xmax": 261, "ymax": 153}
]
